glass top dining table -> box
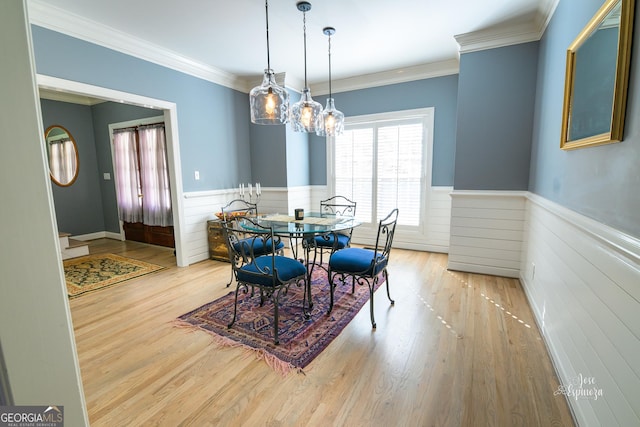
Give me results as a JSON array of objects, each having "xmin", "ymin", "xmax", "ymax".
[
  {"xmin": 238, "ymin": 212, "xmax": 361, "ymax": 315},
  {"xmin": 238, "ymin": 212, "xmax": 361, "ymax": 236}
]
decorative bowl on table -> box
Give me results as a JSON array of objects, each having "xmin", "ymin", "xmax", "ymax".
[{"xmin": 215, "ymin": 211, "xmax": 248, "ymax": 221}]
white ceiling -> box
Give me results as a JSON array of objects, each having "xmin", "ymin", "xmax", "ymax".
[{"xmin": 29, "ymin": 0, "xmax": 556, "ymax": 94}]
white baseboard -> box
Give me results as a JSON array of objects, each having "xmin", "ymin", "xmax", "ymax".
[
  {"xmin": 70, "ymin": 231, "xmax": 123, "ymax": 241},
  {"xmin": 447, "ymin": 261, "xmax": 519, "ymax": 278}
]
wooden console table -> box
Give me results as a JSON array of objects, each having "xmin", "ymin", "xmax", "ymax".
[{"xmin": 207, "ymin": 219, "xmax": 229, "ymax": 262}]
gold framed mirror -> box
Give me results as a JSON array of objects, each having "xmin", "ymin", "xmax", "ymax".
[
  {"xmin": 560, "ymin": 0, "xmax": 635, "ymax": 150},
  {"xmin": 45, "ymin": 124, "xmax": 79, "ymax": 186}
]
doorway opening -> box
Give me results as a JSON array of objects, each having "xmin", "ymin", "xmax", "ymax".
[{"xmin": 38, "ymin": 74, "xmax": 188, "ymax": 266}]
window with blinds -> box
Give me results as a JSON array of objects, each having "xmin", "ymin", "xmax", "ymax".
[{"xmin": 332, "ymin": 110, "xmax": 430, "ymax": 229}]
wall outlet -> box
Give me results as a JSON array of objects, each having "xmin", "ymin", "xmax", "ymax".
[
  {"xmin": 194, "ymin": 170, "xmax": 200, "ymax": 180},
  {"xmin": 103, "ymin": 172, "xmax": 111, "ymax": 180}
]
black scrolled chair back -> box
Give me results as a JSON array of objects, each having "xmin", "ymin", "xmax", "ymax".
[
  {"xmin": 220, "ymin": 199, "xmax": 284, "ymax": 287},
  {"xmin": 311, "ymin": 196, "xmax": 358, "ymax": 266},
  {"xmin": 371, "ymin": 208, "xmax": 399, "ymax": 268},
  {"xmin": 220, "ymin": 199, "xmax": 258, "ymax": 288},
  {"xmin": 229, "ymin": 217, "xmax": 281, "ymax": 279},
  {"xmin": 327, "ymin": 208, "xmax": 399, "ymax": 329},
  {"xmin": 320, "ymin": 195, "xmax": 357, "ymax": 217},
  {"xmin": 222, "ymin": 217, "xmax": 308, "ymax": 344},
  {"xmin": 221, "ymin": 198, "xmax": 258, "ymax": 222}
]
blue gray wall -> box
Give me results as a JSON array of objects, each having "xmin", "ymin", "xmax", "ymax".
[
  {"xmin": 310, "ymin": 75, "xmax": 459, "ymax": 186},
  {"xmin": 285, "ymin": 88, "xmax": 312, "ymax": 187},
  {"xmin": 530, "ymin": 0, "xmax": 640, "ymax": 238},
  {"xmin": 34, "ymin": 0, "xmax": 640, "ymax": 240},
  {"xmin": 33, "ymin": 25, "xmax": 458, "ymax": 193},
  {"xmin": 248, "ymin": 89, "xmax": 309, "ymax": 188},
  {"xmin": 249, "ymin": 123, "xmax": 288, "ymax": 187},
  {"xmin": 32, "ymin": 25, "xmax": 252, "ymax": 193},
  {"xmin": 41, "ymin": 99, "xmax": 105, "ymax": 235},
  {"xmin": 454, "ymin": 42, "xmax": 539, "ymax": 190}
]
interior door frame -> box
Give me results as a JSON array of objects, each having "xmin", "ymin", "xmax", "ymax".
[{"xmin": 37, "ymin": 74, "xmax": 189, "ymax": 267}]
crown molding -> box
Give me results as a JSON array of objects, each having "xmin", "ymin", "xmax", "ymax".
[
  {"xmin": 27, "ymin": 0, "xmax": 247, "ymax": 92},
  {"xmin": 28, "ymin": 0, "xmax": 558, "ymax": 95},
  {"xmin": 455, "ymin": 21, "xmax": 541, "ymax": 54},
  {"xmin": 310, "ymin": 59, "xmax": 460, "ymax": 95},
  {"xmin": 455, "ymin": 0, "xmax": 559, "ymax": 54},
  {"xmin": 27, "ymin": 0, "xmax": 457, "ymax": 96}
]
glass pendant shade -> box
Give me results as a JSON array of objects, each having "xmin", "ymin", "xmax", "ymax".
[
  {"xmin": 250, "ymin": 69, "xmax": 289, "ymax": 125},
  {"xmin": 316, "ymin": 97, "xmax": 344, "ymax": 136},
  {"xmin": 249, "ymin": 0, "xmax": 289, "ymax": 125},
  {"xmin": 291, "ymin": 88, "xmax": 323, "ymax": 132},
  {"xmin": 290, "ymin": 1, "xmax": 321, "ymax": 133},
  {"xmin": 316, "ymin": 26, "xmax": 345, "ymax": 137}
]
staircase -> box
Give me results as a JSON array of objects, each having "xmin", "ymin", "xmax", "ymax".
[{"xmin": 59, "ymin": 232, "xmax": 89, "ymax": 260}]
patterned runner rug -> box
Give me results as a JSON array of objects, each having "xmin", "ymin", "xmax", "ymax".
[
  {"xmin": 176, "ymin": 265, "xmax": 384, "ymax": 375},
  {"xmin": 64, "ymin": 253, "xmax": 165, "ymax": 298}
]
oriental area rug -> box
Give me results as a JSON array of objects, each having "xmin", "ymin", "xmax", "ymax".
[
  {"xmin": 64, "ymin": 253, "xmax": 165, "ymax": 298},
  {"xmin": 176, "ymin": 265, "xmax": 384, "ymax": 375}
]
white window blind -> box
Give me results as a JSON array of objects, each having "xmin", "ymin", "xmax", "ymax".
[
  {"xmin": 334, "ymin": 115, "xmax": 426, "ymax": 227},
  {"xmin": 377, "ymin": 123, "xmax": 423, "ymax": 226},
  {"xmin": 335, "ymin": 128, "xmax": 373, "ymax": 223}
]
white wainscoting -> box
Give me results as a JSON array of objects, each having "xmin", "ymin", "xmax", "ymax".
[
  {"xmin": 182, "ymin": 187, "xmax": 300, "ymax": 264},
  {"xmin": 312, "ymin": 186, "xmax": 452, "ymax": 253},
  {"xmin": 182, "ymin": 189, "xmax": 231, "ymax": 265},
  {"xmin": 287, "ymin": 185, "xmax": 314, "ymax": 214},
  {"xmin": 181, "ymin": 185, "xmax": 452, "ymax": 265},
  {"xmin": 521, "ymin": 194, "xmax": 640, "ymax": 427},
  {"xmin": 448, "ymin": 190, "xmax": 527, "ymax": 278},
  {"xmin": 422, "ymin": 186, "xmax": 452, "ymax": 253},
  {"xmin": 383, "ymin": 185, "xmax": 452, "ymax": 253},
  {"xmin": 256, "ymin": 187, "xmax": 293, "ymax": 214}
]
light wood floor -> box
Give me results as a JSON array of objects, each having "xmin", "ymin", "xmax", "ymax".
[{"xmin": 69, "ymin": 239, "xmax": 575, "ymax": 426}]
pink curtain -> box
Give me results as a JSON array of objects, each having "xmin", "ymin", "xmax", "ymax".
[
  {"xmin": 113, "ymin": 129, "xmax": 143, "ymax": 223},
  {"xmin": 137, "ymin": 125, "xmax": 173, "ymax": 227}
]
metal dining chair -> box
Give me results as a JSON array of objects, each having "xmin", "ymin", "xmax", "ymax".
[
  {"xmin": 327, "ymin": 208, "xmax": 399, "ymax": 328},
  {"xmin": 222, "ymin": 218, "xmax": 307, "ymax": 345},
  {"xmin": 220, "ymin": 199, "xmax": 284, "ymax": 287},
  {"xmin": 311, "ymin": 196, "xmax": 357, "ymax": 266}
]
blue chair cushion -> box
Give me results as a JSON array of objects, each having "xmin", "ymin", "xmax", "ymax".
[
  {"xmin": 329, "ymin": 247, "xmax": 387, "ymax": 276},
  {"xmin": 237, "ymin": 256, "xmax": 306, "ymax": 287},
  {"xmin": 314, "ymin": 233, "xmax": 350, "ymax": 249},
  {"xmin": 234, "ymin": 237, "xmax": 284, "ymax": 256}
]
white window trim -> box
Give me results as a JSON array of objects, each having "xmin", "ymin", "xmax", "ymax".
[{"xmin": 327, "ymin": 107, "xmax": 435, "ymax": 247}]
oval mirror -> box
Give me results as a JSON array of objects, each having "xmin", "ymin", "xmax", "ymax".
[{"xmin": 45, "ymin": 125, "xmax": 79, "ymax": 186}]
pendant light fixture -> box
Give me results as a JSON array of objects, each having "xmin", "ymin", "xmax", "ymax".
[
  {"xmin": 249, "ymin": 0, "xmax": 289, "ymax": 125},
  {"xmin": 290, "ymin": 1, "xmax": 322, "ymax": 133},
  {"xmin": 316, "ymin": 26, "xmax": 345, "ymax": 137}
]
